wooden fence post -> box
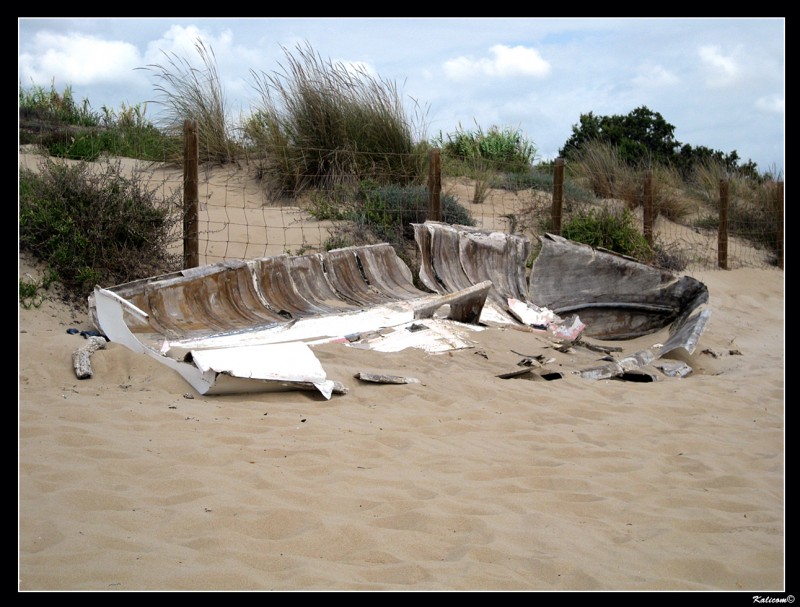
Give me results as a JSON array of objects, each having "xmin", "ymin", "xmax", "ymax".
[
  {"xmin": 551, "ymin": 158, "xmax": 564, "ymax": 235},
  {"xmin": 777, "ymin": 181, "xmax": 784, "ymax": 270},
  {"xmin": 718, "ymin": 179, "xmax": 729, "ymax": 270},
  {"xmin": 428, "ymin": 148, "xmax": 442, "ymax": 222},
  {"xmin": 183, "ymin": 119, "xmax": 199, "ymax": 269},
  {"xmin": 643, "ymin": 171, "xmax": 654, "ymax": 248}
]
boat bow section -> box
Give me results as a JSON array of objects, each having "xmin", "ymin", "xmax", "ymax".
[{"xmin": 528, "ymin": 233, "xmax": 709, "ymax": 340}]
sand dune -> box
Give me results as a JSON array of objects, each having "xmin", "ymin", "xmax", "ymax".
[{"xmin": 18, "ymin": 155, "xmax": 784, "ymax": 591}]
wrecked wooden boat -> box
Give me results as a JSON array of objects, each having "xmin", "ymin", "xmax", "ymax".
[{"xmin": 89, "ymin": 223, "xmax": 711, "ymax": 396}]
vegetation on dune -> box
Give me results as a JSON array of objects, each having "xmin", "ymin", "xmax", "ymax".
[
  {"xmin": 561, "ymin": 206, "xmax": 653, "ymax": 263},
  {"xmin": 559, "ymin": 105, "xmax": 768, "ymax": 181},
  {"xmin": 688, "ymin": 158, "xmax": 783, "ymax": 258},
  {"xmin": 19, "ymin": 81, "xmax": 175, "ymax": 162},
  {"xmin": 19, "ymin": 268, "xmax": 57, "ymax": 310},
  {"xmin": 19, "ymin": 81, "xmax": 98, "ymax": 127},
  {"xmin": 18, "ymin": 40, "xmax": 783, "ymax": 307},
  {"xmin": 245, "ymin": 41, "xmax": 427, "ymax": 198},
  {"xmin": 142, "ymin": 39, "xmax": 238, "ymax": 164},
  {"xmin": 434, "ymin": 122, "xmax": 537, "ymax": 173},
  {"xmin": 433, "ymin": 122, "xmax": 537, "ymax": 204},
  {"xmin": 567, "ymin": 139, "xmax": 693, "ymax": 223},
  {"xmin": 566, "ymin": 138, "xmax": 782, "ymax": 262},
  {"xmin": 19, "ymin": 158, "xmax": 182, "ymax": 302},
  {"xmin": 307, "ymin": 180, "xmax": 476, "ymax": 255}
]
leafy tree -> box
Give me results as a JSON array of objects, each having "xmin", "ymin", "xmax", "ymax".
[
  {"xmin": 560, "ymin": 106, "xmax": 678, "ymax": 166},
  {"xmin": 559, "ymin": 105, "xmax": 761, "ymax": 178}
]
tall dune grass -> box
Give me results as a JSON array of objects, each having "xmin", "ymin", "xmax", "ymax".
[
  {"xmin": 143, "ymin": 39, "xmax": 237, "ymax": 164},
  {"xmin": 569, "ymin": 139, "xmax": 693, "ymax": 222},
  {"xmin": 690, "ymin": 159, "xmax": 783, "ymax": 256},
  {"xmin": 245, "ymin": 42, "xmax": 426, "ymax": 198}
]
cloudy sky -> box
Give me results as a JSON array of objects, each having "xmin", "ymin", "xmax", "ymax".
[{"xmin": 18, "ymin": 17, "xmax": 785, "ymax": 175}]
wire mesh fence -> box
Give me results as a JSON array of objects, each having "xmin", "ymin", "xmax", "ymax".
[
  {"xmin": 19, "ymin": 121, "xmax": 784, "ymax": 279},
  {"xmin": 183, "ymin": 132, "xmax": 784, "ymax": 274}
]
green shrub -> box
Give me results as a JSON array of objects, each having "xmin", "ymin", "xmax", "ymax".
[
  {"xmin": 493, "ymin": 167, "xmax": 553, "ymax": 192},
  {"xmin": 561, "ymin": 206, "xmax": 652, "ymax": 261},
  {"xmin": 434, "ymin": 123, "xmax": 536, "ymax": 174},
  {"xmin": 323, "ymin": 234, "xmax": 357, "ymax": 252},
  {"xmin": 651, "ymin": 241, "xmax": 690, "ymax": 272},
  {"xmin": 306, "ymin": 189, "xmax": 352, "ymax": 221},
  {"xmin": 494, "ymin": 165, "xmax": 598, "ymax": 207},
  {"xmin": 29, "ymin": 124, "xmax": 174, "ymax": 162},
  {"xmin": 19, "ymin": 81, "xmax": 99, "ymax": 127},
  {"xmin": 19, "ymin": 157, "xmax": 182, "ymax": 301},
  {"xmin": 311, "ymin": 182, "xmax": 475, "ymax": 253},
  {"xmin": 41, "ymin": 130, "xmax": 105, "ymax": 161}
]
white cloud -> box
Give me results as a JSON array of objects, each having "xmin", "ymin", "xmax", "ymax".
[
  {"xmin": 489, "ymin": 44, "xmax": 550, "ymax": 77},
  {"xmin": 443, "ymin": 44, "xmax": 550, "ymax": 81},
  {"xmin": 632, "ymin": 65, "xmax": 679, "ymax": 87},
  {"xmin": 698, "ymin": 44, "xmax": 740, "ymax": 86},
  {"xmin": 143, "ymin": 25, "xmax": 232, "ymax": 65},
  {"xmin": 755, "ymin": 94, "xmax": 785, "ymax": 114},
  {"xmin": 19, "ymin": 31, "xmax": 142, "ymax": 86},
  {"xmin": 442, "ymin": 56, "xmax": 476, "ymax": 81}
]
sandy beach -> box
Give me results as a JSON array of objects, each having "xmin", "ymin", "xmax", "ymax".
[{"xmin": 18, "ymin": 156, "xmax": 785, "ymax": 592}]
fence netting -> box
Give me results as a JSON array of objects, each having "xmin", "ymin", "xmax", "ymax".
[{"xmin": 19, "ymin": 132, "xmax": 783, "ymax": 276}]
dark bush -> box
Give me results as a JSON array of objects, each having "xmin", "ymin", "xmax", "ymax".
[
  {"xmin": 561, "ymin": 206, "xmax": 652, "ymax": 262},
  {"xmin": 19, "ymin": 157, "xmax": 182, "ymax": 301}
]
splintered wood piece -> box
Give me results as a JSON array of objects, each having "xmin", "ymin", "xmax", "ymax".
[{"xmin": 354, "ymin": 372, "xmax": 421, "ymax": 385}]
